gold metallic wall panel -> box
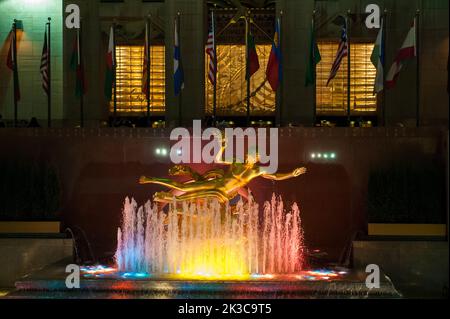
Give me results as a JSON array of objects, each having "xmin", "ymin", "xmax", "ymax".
[
  {"xmin": 316, "ymin": 42, "xmax": 377, "ymax": 114},
  {"xmin": 205, "ymin": 44, "xmax": 276, "ymax": 116},
  {"xmin": 112, "ymin": 46, "xmax": 166, "ymax": 114}
]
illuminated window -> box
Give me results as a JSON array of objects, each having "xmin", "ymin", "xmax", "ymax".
[
  {"xmin": 113, "ymin": 45, "xmax": 165, "ymax": 114},
  {"xmin": 316, "ymin": 42, "xmax": 377, "ymax": 115},
  {"xmin": 205, "ymin": 44, "xmax": 275, "ymax": 116}
]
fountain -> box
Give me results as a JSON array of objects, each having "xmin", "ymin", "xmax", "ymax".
[
  {"xmin": 11, "ymin": 192, "xmax": 401, "ymax": 298},
  {"xmin": 9, "ymin": 153, "xmax": 401, "ymax": 298},
  {"xmin": 114, "ymin": 194, "xmax": 305, "ymax": 279}
]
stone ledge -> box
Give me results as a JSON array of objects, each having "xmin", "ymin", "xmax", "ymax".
[
  {"xmin": 0, "ymin": 237, "xmax": 73, "ymax": 288},
  {"xmin": 353, "ymin": 240, "xmax": 449, "ymax": 298},
  {"xmin": 0, "ymin": 127, "xmax": 446, "ymax": 139}
]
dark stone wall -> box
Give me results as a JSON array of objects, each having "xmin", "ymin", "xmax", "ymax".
[{"xmin": 1, "ymin": 127, "xmax": 447, "ymax": 261}]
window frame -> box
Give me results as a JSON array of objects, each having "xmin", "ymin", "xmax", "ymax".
[{"xmin": 315, "ymin": 37, "xmax": 379, "ymax": 117}]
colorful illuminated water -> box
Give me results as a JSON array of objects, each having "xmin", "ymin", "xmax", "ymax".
[{"xmin": 114, "ymin": 194, "xmax": 305, "ymax": 279}]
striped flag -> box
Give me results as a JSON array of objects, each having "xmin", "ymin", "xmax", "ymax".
[
  {"xmin": 206, "ymin": 11, "xmax": 216, "ymax": 86},
  {"xmin": 142, "ymin": 21, "xmax": 150, "ymax": 99},
  {"xmin": 386, "ymin": 18, "xmax": 416, "ymax": 89},
  {"xmin": 6, "ymin": 29, "xmax": 20, "ymax": 102},
  {"xmin": 40, "ymin": 27, "xmax": 50, "ymax": 96},
  {"xmin": 371, "ymin": 19, "xmax": 385, "ymax": 94},
  {"xmin": 174, "ymin": 16, "xmax": 184, "ymax": 96},
  {"xmin": 327, "ymin": 23, "xmax": 348, "ymax": 86}
]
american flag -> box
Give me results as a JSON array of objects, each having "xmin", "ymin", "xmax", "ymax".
[
  {"xmin": 327, "ymin": 23, "xmax": 348, "ymax": 86},
  {"xmin": 205, "ymin": 11, "xmax": 216, "ymax": 86},
  {"xmin": 40, "ymin": 28, "xmax": 50, "ymax": 95}
]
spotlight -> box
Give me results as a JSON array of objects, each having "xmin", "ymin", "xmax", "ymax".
[
  {"xmin": 14, "ymin": 20, "xmax": 24, "ymax": 31},
  {"xmin": 324, "ymin": 154, "xmax": 329, "ymax": 159},
  {"xmin": 311, "ymin": 153, "xmax": 316, "ymax": 159},
  {"xmin": 176, "ymin": 149, "xmax": 182, "ymax": 156},
  {"xmin": 161, "ymin": 148, "xmax": 168, "ymax": 156},
  {"xmin": 155, "ymin": 148, "xmax": 161, "ymax": 155},
  {"xmin": 317, "ymin": 153, "xmax": 322, "ymax": 158},
  {"xmin": 330, "ymin": 153, "xmax": 336, "ymax": 159}
]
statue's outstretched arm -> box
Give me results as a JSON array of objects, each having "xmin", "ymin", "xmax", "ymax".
[
  {"xmin": 261, "ymin": 167, "xmax": 307, "ymax": 181},
  {"xmin": 139, "ymin": 176, "xmax": 186, "ymax": 191}
]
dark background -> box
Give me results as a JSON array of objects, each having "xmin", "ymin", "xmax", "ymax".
[{"xmin": 1, "ymin": 127, "xmax": 447, "ymax": 263}]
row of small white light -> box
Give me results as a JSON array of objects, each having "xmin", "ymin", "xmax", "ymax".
[
  {"xmin": 155, "ymin": 148, "xmax": 168, "ymax": 156},
  {"xmin": 311, "ymin": 152, "xmax": 337, "ymax": 160},
  {"xmin": 155, "ymin": 148, "xmax": 182, "ymax": 157},
  {"xmin": 156, "ymin": 147, "xmax": 335, "ymax": 160}
]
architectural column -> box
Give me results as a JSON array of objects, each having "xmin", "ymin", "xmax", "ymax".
[
  {"xmin": 165, "ymin": 0, "xmax": 206, "ymax": 128},
  {"xmin": 276, "ymin": 0, "xmax": 315, "ymax": 126}
]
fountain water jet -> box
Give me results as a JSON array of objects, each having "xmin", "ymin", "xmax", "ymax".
[{"xmin": 115, "ymin": 194, "xmax": 305, "ymax": 279}]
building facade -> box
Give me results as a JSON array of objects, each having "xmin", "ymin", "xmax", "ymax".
[{"xmin": 0, "ymin": 0, "xmax": 448, "ymax": 128}]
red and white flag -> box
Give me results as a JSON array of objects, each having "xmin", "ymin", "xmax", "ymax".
[
  {"xmin": 205, "ymin": 11, "xmax": 216, "ymax": 86},
  {"xmin": 386, "ymin": 18, "xmax": 416, "ymax": 89}
]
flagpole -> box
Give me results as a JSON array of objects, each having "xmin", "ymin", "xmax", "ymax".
[
  {"xmin": 277, "ymin": 11, "xmax": 283, "ymax": 128},
  {"xmin": 13, "ymin": 20, "xmax": 18, "ymax": 128},
  {"xmin": 113, "ymin": 22, "xmax": 117, "ymax": 125},
  {"xmin": 415, "ymin": 10, "xmax": 420, "ymax": 127},
  {"xmin": 47, "ymin": 17, "xmax": 52, "ymax": 128},
  {"xmin": 245, "ymin": 14, "xmax": 251, "ymax": 127},
  {"xmin": 78, "ymin": 23, "xmax": 84, "ymax": 128},
  {"xmin": 346, "ymin": 12, "xmax": 351, "ymax": 126},
  {"xmin": 212, "ymin": 9, "xmax": 218, "ymax": 127},
  {"xmin": 312, "ymin": 10, "xmax": 317, "ymax": 127},
  {"xmin": 177, "ymin": 12, "xmax": 182, "ymax": 127},
  {"xmin": 146, "ymin": 15, "xmax": 151, "ymax": 126},
  {"xmin": 381, "ymin": 10, "xmax": 387, "ymax": 127}
]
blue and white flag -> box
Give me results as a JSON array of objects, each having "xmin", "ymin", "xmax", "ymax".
[
  {"xmin": 174, "ymin": 17, "xmax": 184, "ymax": 96},
  {"xmin": 371, "ymin": 19, "xmax": 385, "ymax": 94}
]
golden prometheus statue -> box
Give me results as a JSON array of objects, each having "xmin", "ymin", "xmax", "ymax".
[{"xmin": 139, "ymin": 139, "xmax": 307, "ymax": 205}]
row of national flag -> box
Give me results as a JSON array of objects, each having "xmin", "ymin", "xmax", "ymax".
[
  {"xmin": 5, "ymin": 14, "xmax": 418, "ymax": 110},
  {"xmin": 305, "ymin": 15, "xmax": 416, "ymax": 93},
  {"xmin": 6, "ymin": 24, "xmax": 51, "ymax": 103},
  {"xmin": 68, "ymin": 25, "xmax": 115, "ymax": 101},
  {"xmin": 5, "ymin": 20, "xmax": 51, "ymax": 126},
  {"xmin": 203, "ymin": 14, "xmax": 417, "ymax": 97},
  {"xmin": 204, "ymin": 15, "xmax": 280, "ymax": 94}
]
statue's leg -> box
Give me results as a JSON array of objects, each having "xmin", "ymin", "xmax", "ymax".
[
  {"xmin": 153, "ymin": 192, "xmax": 174, "ymax": 203},
  {"xmin": 142, "ymin": 177, "xmax": 213, "ymax": 192},
  {"xmin": 202, "ymin": 169, "xmax": 225, "ymax": 180},
  {"xmin": 153, "ymin": 190, "xmax": 227, "ymax": 203}
]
